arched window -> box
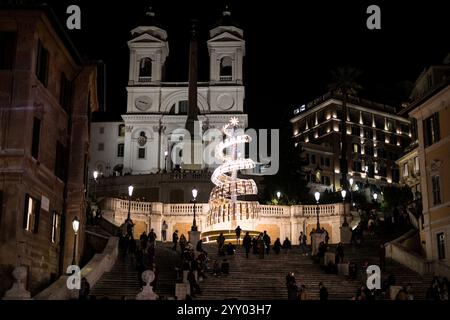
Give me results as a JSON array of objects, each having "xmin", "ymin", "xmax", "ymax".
[
  {"xmin": 220, "ymin": 56, "xmax": 232, "ymax": 81},
  {"xmin": 139, "ymin": 58, "xmax": 152, "ymax": 81},
  {"xmin": 168, "ymin": 100, "xmax": 200, "ymax": 115}
]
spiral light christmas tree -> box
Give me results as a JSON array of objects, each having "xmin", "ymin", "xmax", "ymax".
[{"xmin": 208, "ymin": 117, "xmax": 259, "ymax": 228}]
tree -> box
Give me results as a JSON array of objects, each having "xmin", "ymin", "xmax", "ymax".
[
  {"xmin": 328, "ymin": 67, "xmax": 362, "ymax": 191},
  {"xmin": 261, "ymin": 126, "xmax": 309, "ymax": 205},
  {"xmin": 381, "ymin": 185, "xmax": 413, "ymax": 212}
]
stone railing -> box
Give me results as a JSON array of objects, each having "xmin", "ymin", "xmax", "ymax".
[
  {"xmin": 102, "ymin": 198, "xmax": 152, "ymax": 214},
  {"xmin": 385, "ymin": 241, "xmax": 430, "ymax": 275},
  {"xmin": 259, "ymin": 205, "xmax": 290, "ymax": 216},
  {"xmin": 34, "ymin": 237, "xmax": 118, "ymax": 300},
  {"xmin": 101, "ymin": 198, "xmax": 343, "ymax": 220},
  {"xmin": 385, "ymin": 230, "xmax": 450, "ymax": 278},
  {"xmin": 168, "ymin": 203, "xmax": 206, "ymax": 215},
  {"xmin": 297, "ymin": 204, "xmax": 342, "ymax": 217}
]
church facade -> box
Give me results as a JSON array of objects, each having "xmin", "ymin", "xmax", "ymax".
[{"xmin": 90, "ymin": 10, "xmax": 248, "ymax": 177}]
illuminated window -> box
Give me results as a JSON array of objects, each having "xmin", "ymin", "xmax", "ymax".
[
  {"xmin": 432, "ymin": 175, "xmax": 441, "ymax": 205},
  {"xmin": 51, "ymin": 211, "xmax": 59, "ymax": 243},
  {"xmin": 23, "ymin": 194, "xmax": 40, "ymax": 233},
  {"xmin": 414, "ymin": 157, "xmax": 420, "ymax": 172},
  {"xmin": 437, "ymin": 233, "xmax": 445, "ymax": 260},
  {"xmin": 403, "ymin": 163, "xmax": 409, "ymax": 177}
]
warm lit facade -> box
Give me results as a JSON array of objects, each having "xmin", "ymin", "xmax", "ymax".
[
  {"xmin": 290, "ymin": 92, "xmax": 411, "ymax": 194},
  {"xmin": 0, "ymin": 6, "xmax": 98, "ymax": 297},
  {"xmin": 409, "ymin": 70, "xmax": 450, "ymax": 265}
]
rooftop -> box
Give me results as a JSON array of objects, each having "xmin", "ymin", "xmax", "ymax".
[{"xmin": 292, "ymin": 91, "xmax": 397, "ymax": 119}]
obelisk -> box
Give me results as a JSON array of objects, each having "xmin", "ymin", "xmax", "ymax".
[{"xmin": 184, "ymin": 19, "xmax": 201, "ymax": 171}]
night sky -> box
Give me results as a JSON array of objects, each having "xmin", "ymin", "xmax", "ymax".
[{"xmin": 47, "ymin": 0, "xmax": 450, "ymax": 129}]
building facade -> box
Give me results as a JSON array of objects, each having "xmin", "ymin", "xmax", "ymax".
[
  {"xmin": 0, "ymin": 6, "xmax": 98, "ymax": 297},
  {"xmin": 290, "ymin": 92, "xmax": 412, "ymax": 195},
  {"xmin": 90, "ymin": 9, "xmax": 248, "ymax": 177},
  {"xmin": 409, "ymin": 67, "xmax": 450, "ymax": 266}
]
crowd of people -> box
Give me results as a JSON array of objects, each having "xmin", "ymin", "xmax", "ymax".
[
  {"xmin": 172, "ymin": 230, "xmax": 234, "ymax": 298},
  {"xmin": 426, "ymin": 276, "xmax": 449, "ymax": 300}
]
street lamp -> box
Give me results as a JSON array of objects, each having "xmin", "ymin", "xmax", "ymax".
[
  {"xmin": 164, "ymin": 150, "xmax": 168, "ymax": 172},
  {"xmin": 314, "ymin": 191, "xmax": 321, "ymax": 231},
  {"xmin": 191, "ymin": 187, "xmax": 198, "ymax": 231},
  {"xmin": 373, "ymin": 192, "xmax": 378, "ymax": 202},
  {"xmin": 349, "ymin": 178, "xmax": 354, "ymax": 208},
  {"xmin": 71, "ymin": 216, "xmax": 80, "ymax": 265},
  {"xmin": 93, "ymin": 171, "xmax": 99, "ymax": 201},
  {"xmin": 127, "ymin": 185, "xmax": 134, "ymax": 220},
  {"xmin": 276, "ymin": 191, "xmax": 281, "ymax": 202},
  {"xmin": 341, "ymin": 189, "xmax": 348, "ymax": 226}
]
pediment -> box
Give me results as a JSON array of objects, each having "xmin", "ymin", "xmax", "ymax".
[
  {"xmin": 208, "ymin": 31, "xmax": 244, "ymax": 44},
  {"xmin": 128, "ymin": 33, "xmax": 165, "ymax": 45}
]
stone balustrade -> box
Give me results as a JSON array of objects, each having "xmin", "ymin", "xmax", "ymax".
[
  {"xmin": 33, "ymin": 237, "xmax": 119, "ymax": 300},
  {"xmin": 168, "ymin": 203, "xmax": 206, "ymax": 215},
  {"xmin": 101, "ymin": 198, "xmax": 343, "ymax": 218},
  {"xmin": 298, "ymin": 204, "xmax": 341, "ymax": 217},
  {"xmin": 259, "ymin": 205, "xmax": 290, "ymax": 216}
]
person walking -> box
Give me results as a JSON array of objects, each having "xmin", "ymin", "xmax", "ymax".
[
  {"xmin": 235, "ymin": 226, "xmax": 242, "ymax": 246},
  {"xmin": 273, "ymin": 238, "xmax": 282, "ymax": 254},
  {"xmin": 243, "ymin": 232, "xmax": 252, "ymax": 258},
  {"xmin": 179, "ymin": 234, "xmax": 187, "ymax": 253},
  {"xmin": 161, "ymin": 220, "xmax": 168, "ymax": 242},
  {"xmin": 282, "ymin": 237, "xmax": 292, "ymax": 254},
  {"xmin": 148, "ymin": 228, "xmax": 157, "ymax": 248},
  {"xmin": 79, "ymin": 277, "xmax": 90, "ymax": 300},
  {"xmin": 299, "ymin": 232, "xmax": 307, "ymax": 255},
  {"xmin": 257, "ymin": 233, "xmax": 265, "ymax": 259},
  {"xmin": 172, "ymin": 230, "xmax": 179, "ymax": 251},
  {"xmin": 196, "ymin": 239, "xmax": 206, "ymax": 255},
  {"xmin": 263, "ymin": 231, "xmax": 271, "ymax": 255},
  {"xmin": 319, "ymin": 282, "xmax": 329, "ymax": 301},
  {"xmin": 217, "ymin": 232, "xmax": 225, "ymax": 255}
]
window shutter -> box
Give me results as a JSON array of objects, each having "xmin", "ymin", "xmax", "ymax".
[
  {"xmin": 23, "ymin": 194, "xmax": 29, "ymax": 229},
  {"xmin": 433, "ymin": 112, "xmax": 440, "ymax": 142},
  {"xmin": 34, "ymin": 200, "xmax": 41, "ymax": 233}
]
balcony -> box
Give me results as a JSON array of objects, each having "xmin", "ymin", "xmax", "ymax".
[
  {"xmin": 139, "ymin": 76, "xmax": 152, "ymax": 83},
  {"xmin": 220, "ymin": 75, "xmax": 232, "ymax": 81}
]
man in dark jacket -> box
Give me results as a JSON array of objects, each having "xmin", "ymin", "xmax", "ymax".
[
  {"xmin": 243, "ymin": 232, "xmax": 252, "ymax": 258},
  {"xmin": 319, "ymin": 282, "xmax": 329, "ymax": 300},
  {"xmin": 172, "ymin": 230, "xmax": 179, "ymax": 251}
]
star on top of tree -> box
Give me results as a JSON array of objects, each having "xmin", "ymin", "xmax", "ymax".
[{"xmin": 229, "ymin": 117, "xmax": 239, "ymax": 127}]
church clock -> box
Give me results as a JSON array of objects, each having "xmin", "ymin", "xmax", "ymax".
[{"xmin": 135, "ymin": 95, "xmax": 152, "ymax": 111}]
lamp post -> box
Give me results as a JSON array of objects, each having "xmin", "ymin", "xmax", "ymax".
[
  {"xmin": 341, "ymin": 189, "xmax": 348, "ymax": 226},
  {"xmin": 314, "ymin": 191, "xmax": 321, "ymax": 231},
  {"xmin": 127, "ymin": 185, "xmax": 134, "ymax": 220},
  {"xmin": 276, "ymin": 191, "xmax": 281, "ymax": 203},
  {"xmin": 164, "ymin": 150, "xmax": 168, "ymax": 172},
  {"xmin": 71, "ymin": 216, "xmax": 79, "ymax": 265},
  {"xmin": 349, "ymin": 177, "xmax": 354, "ymax": 208},
  {"xmin": 373, "ymin": 192, "xmax": 378, "ymax": 202},
  {"xmin": 93, "ymin": 171, "xmax": 98, "ymax": 202},
  {"xmin": 191, "ymin": 187, "xmax": 198, "ymax": 231}
]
